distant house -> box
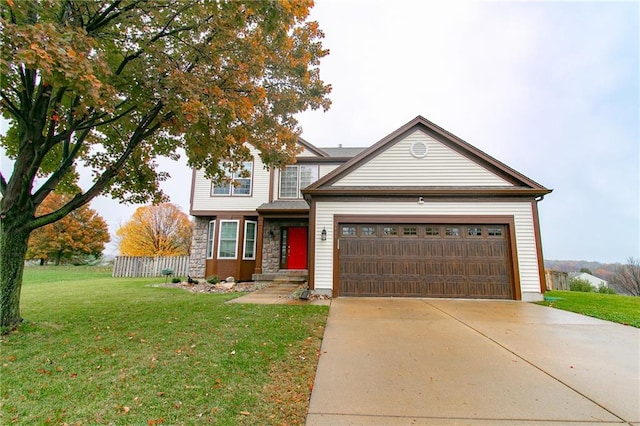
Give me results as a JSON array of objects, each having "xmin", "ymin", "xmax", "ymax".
[
  {"xmin": 570, "ymin": 272, "xmax": 608, "ymax": 290},
  {"xmin": 188, "ymin": 116, "xmax": 552, "ymax": 301}
]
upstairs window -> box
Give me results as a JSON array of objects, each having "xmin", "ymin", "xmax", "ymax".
[
  {"xmin": 212, "ymin": 161, "xmax": 253, "ymax": 196},
  {"xmin": 279, "ymin": 165, "xmax": 319, "ymax": 198}
]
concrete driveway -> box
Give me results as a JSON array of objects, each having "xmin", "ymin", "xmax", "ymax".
[{"xmin": 307, "ymin": 298, "xmax": 640, "ymax": 425}]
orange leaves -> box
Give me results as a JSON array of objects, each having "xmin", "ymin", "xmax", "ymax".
[
  {"xmin": 26, "ymin": 193, "xmax": 110, "ymax": 264},
  {"xmin": 2, "ymin": 0, "xmax": 331, "ymax": 243},
  {"xmin": 4, "ymin": 16, "xmax": 114, "ymax": 111},
  {"xmin": 117, "ymin": 203, "xmax": 193, "ymax": 257}
]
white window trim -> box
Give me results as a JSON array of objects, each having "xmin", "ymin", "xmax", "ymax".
[
  {"xmin": 217, "ymin": 220, "xmax": 239, "ymax": 259},
  {"xmin": 279, "ymin": 165, "xmax": 299, "ymax": 199},
  {"xmin": 279, "ymin": 164, "xmax": 318, "ymax": 199},
  {"xmin": 211, "ymin": 161, "xmax": 254, "ymax": 197},
  {"xmin": 242, "ymin": 220, "xmax": 257, "ymax": 260},
  {"xmin": 206, "ymin": 220, "xmax": 216, "ymax": 259}
]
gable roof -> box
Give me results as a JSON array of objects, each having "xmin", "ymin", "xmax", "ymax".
[
  {"xmin": 297, "ymin": 137, "xmax": 329, "ymax": 158},
  {"xmin": 304, "ymin": 115, "xmax": 551, "ymax": 197},
  {"xmin": 295, "ymin": 138, "xmax": 367, "ymax": 163},
  {"xmin": 321, "ymin": 147, "xmax": 368, "ymax": 158}
]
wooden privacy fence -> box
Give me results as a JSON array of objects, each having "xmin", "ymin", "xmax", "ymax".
[
  {"xmin": 545, "ymin": 269, "xmax": 569, "ymax": 291},
  {"xmin": 113, "ymin": 256, "xmax": 190, "ymax": 278}
]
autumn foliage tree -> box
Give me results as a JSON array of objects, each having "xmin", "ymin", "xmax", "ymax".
[
  {"xmin": 26, "ymin": 192, "xmax": 109, "ymax": 264},
  {"xmin": 0, "ymin": 0, "xmax": 331, "ymax": 329},
  {"xmin": 117, "ymin": 203, "xmax": 192, "ymax": 257}
]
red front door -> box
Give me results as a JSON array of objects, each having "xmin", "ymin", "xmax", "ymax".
[{"xmin": 286, "ymin": 227, "xmax": 307, "ymax": 269}]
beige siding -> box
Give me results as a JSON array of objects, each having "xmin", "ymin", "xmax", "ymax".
[
  {"xmin": 191, "ymin": 145, "xmax": 270, "ymax": 211},
  {"xmin": 333, "ymin": 130, "xmax": 511, "ymax": 187},
  {"xmin": 313, "ymin": 201, "xmax": 541, "ymax": 298},
  {"xmin": 297, "ymin": 147, "xmax": 320, "ymax": 157},
  {"xmin": 319, "ymin": 164, "xmax": 340, "ymax": 178}
]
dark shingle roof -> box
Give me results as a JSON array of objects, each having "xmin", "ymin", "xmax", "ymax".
[
  {"xmin": 256, "ymin": 200, "xmax": 309, "ymax": 211},
  {"xmin": 320, "ymin": 147, "xmax": 368, "ymax": 158}
]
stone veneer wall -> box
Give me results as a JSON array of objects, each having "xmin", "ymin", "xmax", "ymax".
[
  {"xmin": 189, "ymin": 216, "xmax": 209, "ymax": 278},
  {"xmin": 261, "ymin": 220, "xmax": 309, "ymax": 273},
  {"xmin": 262, "ymin": 223, "xmax": 281, "ymax": 273}
]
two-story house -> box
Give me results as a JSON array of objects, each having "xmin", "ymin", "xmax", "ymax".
[{"xmin": 189, "ymin": 116, "xmax": 551, "ymax": 301}]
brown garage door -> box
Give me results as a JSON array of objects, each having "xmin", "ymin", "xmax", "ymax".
[{"xmin": 338, "ymin": 223, "xmax": 513, "ymax": 299}]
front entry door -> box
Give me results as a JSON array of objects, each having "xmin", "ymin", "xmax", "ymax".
[{"xmin": 281, "ymin": 227, "xmax": 307, "ymax": 269}]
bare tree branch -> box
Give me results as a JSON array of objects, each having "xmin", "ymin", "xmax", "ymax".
[{"xmin": 613, "ymin": 257, "xmax": 640, "ymax": 296}]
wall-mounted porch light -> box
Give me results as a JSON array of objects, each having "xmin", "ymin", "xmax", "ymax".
[
  {"xmin": 321, "ymin": 227, "xmax": 327, "ymax": 241},
  {"xmin": 268, "ymin": 230, "xmax": 275, "ymax": 240},
  {"xmin": 418, "ymin": 196, "xmax": 424, "ymax": 205}
]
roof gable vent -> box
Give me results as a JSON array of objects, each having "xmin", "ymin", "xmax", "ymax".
[{"xmin": 410, "ymin": 141, "xmax": 428, "ymax": 158}]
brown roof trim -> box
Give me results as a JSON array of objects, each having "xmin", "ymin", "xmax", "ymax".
[
  {"xmin": 190, "ymin": 209, "xmax": 258, "ymax": 217},
  {"xmin": 296, "ymin": 157, "xmax": 353, "ymax": 164},
  {"xmin": 304, "ymin": 187, "xmax": 552, "ymax": 197},
  {"xmin": 297, "ymin": 136, "xmax": 329, "ymax": 158},
  {"xmin": 306, "ymin": 115, "xmax": 551, "ymax": 191},
  {"xmin": 256, "ymin": 207, "xmax": 309, "ymax": 214},
  {"xmin": 189, "ymin": 168, "xmax": 197, "ymax": 212},
  {"xmin": 256, "ymin": 211, "xmax": 310, "ymax": 219}
]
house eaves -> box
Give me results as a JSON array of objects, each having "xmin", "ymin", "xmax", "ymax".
[
  {"xmin": 303, "ymin": 186, "xmax": 552, "ymax": 198},
  {"xmin": 297, "ymin": 137, "xmax": 329, "ymax": 158}
]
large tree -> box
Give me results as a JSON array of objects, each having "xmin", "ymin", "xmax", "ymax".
[
  {"xmin": 26, "ymin": 192, "xmax": 109, "ymax": 264},
  {"xmin": 117, "ymin": 203, "xmax": 192, "ymax": 256},
  {"xmin": 0, "ymin": 0, "xmax": 331, "ymax": 330}
]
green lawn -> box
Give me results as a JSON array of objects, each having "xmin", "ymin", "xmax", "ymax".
[
  {"xmin": 537, "ymin": 290, "xmax": 640, "ymax": 328},
  {"xmin": 1, "ymin": 266, "xmax": 328, "ymax": 425}
]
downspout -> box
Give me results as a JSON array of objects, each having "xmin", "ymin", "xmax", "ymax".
[{"xmin": 532, "ymin": 195, "xmax": 548, "ymax": 296}]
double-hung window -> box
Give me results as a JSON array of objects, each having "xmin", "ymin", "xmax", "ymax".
[
  {"xmin": 206, "ymin": 220, "xmax": 216, "ymax": 259},
  {"xmin": 211, "ymin": 161, "xmax": 253, "ymax": 196},
  {"xmin": 243, "ymin": 221, "xmax": 257, "ymax": 260},
  {"xmin": 279, "ymin": 165, "xmax": 318, "ymax": 198},
  {"xmin": 217, "ymin": 220, "xmax": 239, "ymax": 259}
]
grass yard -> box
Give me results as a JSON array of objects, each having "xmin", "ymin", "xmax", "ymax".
[
  {"xmin": 537, "ymin": 290, "xmax": 640, "ymax": 328},
  {"xmin": 1, "ymin": 266, "xmax": 328, "ymax": 425}
]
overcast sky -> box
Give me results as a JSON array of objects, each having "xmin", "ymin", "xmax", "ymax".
[{"xmin": 2, "ymin": 1, "xmax": 638, "ymax": 263}]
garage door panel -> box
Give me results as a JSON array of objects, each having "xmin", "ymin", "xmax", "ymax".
[
  {"xmin": 339, "ymin": 223, "xmax": 513, "ymax": 299},
  {"xmin": 422, "ymin": 241, "xmax": 444, "ymax": 257}
]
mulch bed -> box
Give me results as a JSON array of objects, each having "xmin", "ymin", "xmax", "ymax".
[
  {"xmin": 157, "ymin": 281, "xmax": 263, "ymax": 294},
  {"xmin": 156, "ymin": 281, "xmax": 332, "ymax": 301}
]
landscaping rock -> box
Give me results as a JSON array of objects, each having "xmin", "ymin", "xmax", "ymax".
[{"xmin": 159, "ymin": 281, "xmax": 260, "ymax": 294}]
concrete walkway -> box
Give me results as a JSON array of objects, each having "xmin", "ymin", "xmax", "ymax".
[
  {"xmin": 307, "ymin": 298, "xmax": 640, "ymax": 425},
  {"xmin": 226, "ymin": 283, "xmax": 331, "ymax": 306}
]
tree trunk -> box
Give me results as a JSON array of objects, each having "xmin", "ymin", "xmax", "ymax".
[{"xmin": 0, "ymin": 217, "xmax": 31, "ymax": 331}]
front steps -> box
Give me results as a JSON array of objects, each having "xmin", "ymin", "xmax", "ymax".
[{"xmin": 252, "ymin": 270, "xmax": 308, "ymax": 291}]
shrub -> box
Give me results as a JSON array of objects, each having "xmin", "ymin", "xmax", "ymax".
[
  {"xmin": 206, "ymin": 275, "xmax": 220, "ymax": 284},
  {"xmin": 171, "ymin": 277, "xmax": 182, "ymax": 283},
  {"xmin": 597, "ymin": 285, "xmax": 616, "ymax": 294},
  {"xmin": 569, "ymin": 277, "xmax": 594, "ymax": 292}
]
